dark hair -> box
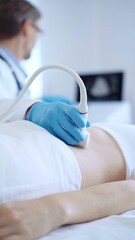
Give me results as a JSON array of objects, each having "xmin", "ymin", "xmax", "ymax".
[{"xmin": 0, "ymin": 0, "xmax": 41, "ymax": 39}]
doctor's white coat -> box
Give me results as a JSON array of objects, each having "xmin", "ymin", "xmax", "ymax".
[
  {"xmin": 0, "ymin": 99, "xmax": 36, "ymax": 121},
  {"xmin": 0, "ymin": 47, "xmax": 27, "ymax": 98}
]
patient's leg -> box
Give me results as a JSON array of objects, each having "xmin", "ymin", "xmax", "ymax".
[{"xmin": 69, "ymin": 126, "xmax": 126, "ymax": 188}]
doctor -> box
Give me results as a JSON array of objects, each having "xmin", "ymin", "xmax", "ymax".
[
  {"xmin": 0, "ymin": 0, "xmax": 41, "ymax": 98},
  {"xmin": 0, "ymin": 0, "xmax": 90, "ymax": 145}
]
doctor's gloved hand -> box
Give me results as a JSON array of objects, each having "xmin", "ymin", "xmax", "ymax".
[
  {"xmin": 42, "ymin": 95, "xmax": 73, "ymax": 105},
  {"xmin": 26, "ymin": 102, "xmax": 90, "ymax": 145}
]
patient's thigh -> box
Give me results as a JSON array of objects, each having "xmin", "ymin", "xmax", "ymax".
[{"xmin": 69, "ymin": 127, "xmax": 126, "ymax": 188}]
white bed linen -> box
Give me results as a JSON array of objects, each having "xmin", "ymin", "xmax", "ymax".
[
  {"xmin": 0, "ymin": 120, "xmax": 135, "ymax": 239},
  {"xmin": 41, "ymin": 210, "xmax": 135, "ymax": 240},
  {"xmin": 0, "ymin": 120, "xmax": 81, "ymax": 203}
]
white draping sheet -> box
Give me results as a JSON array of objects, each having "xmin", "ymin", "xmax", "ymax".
[
  {"xmin": 41, "ymin": 210, "xmax": 135, "ymax": 240},
  {"xmin": 0, "ymin": 121, "xmax": 135, "ymax": 240},
  {"xmin": 0, "ymin": 120, "xmax": 81, "ymax": 203},
  {"xmin": 1, "ymin": 121, "xmax": 134, "ymax": 201}
]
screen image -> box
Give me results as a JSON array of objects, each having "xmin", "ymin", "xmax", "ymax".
[{"xmin": 77, "ymin": 72, "xmax": 123, "ymax": 102}]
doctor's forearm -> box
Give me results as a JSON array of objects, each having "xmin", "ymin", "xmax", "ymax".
[{"xmin": 45, "ymin": 180, "xmax": 135, "ymax": 226}]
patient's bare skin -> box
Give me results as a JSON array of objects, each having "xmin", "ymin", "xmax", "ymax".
[
  {"xmin": 70, "ymin": 126, "xmax": 126, "ymax": 188},
  {"xmin": 0, "ymin": 127, "xmax": 134, "ymax": 240}
]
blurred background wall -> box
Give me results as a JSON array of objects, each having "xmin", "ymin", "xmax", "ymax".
[{"xmin": 25, "ymin": 0, "xmax": 135, "ymax": 122}]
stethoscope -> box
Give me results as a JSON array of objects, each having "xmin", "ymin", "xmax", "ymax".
[
  {"xmin": 0, "ymin": 54, "xmax": 26, "ymax": 93},
  {"xmin": 0, "ymin": 64, "xmax": 90, "ymax": 148}
]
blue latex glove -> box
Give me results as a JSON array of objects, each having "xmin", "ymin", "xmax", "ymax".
[
  {"xmin": 42, "ymin": 95, "xmax": 73, "ymax": 105},
  {"xmin": 27, "ymin": 102, "xmax": 90, "ymax": 145}
]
